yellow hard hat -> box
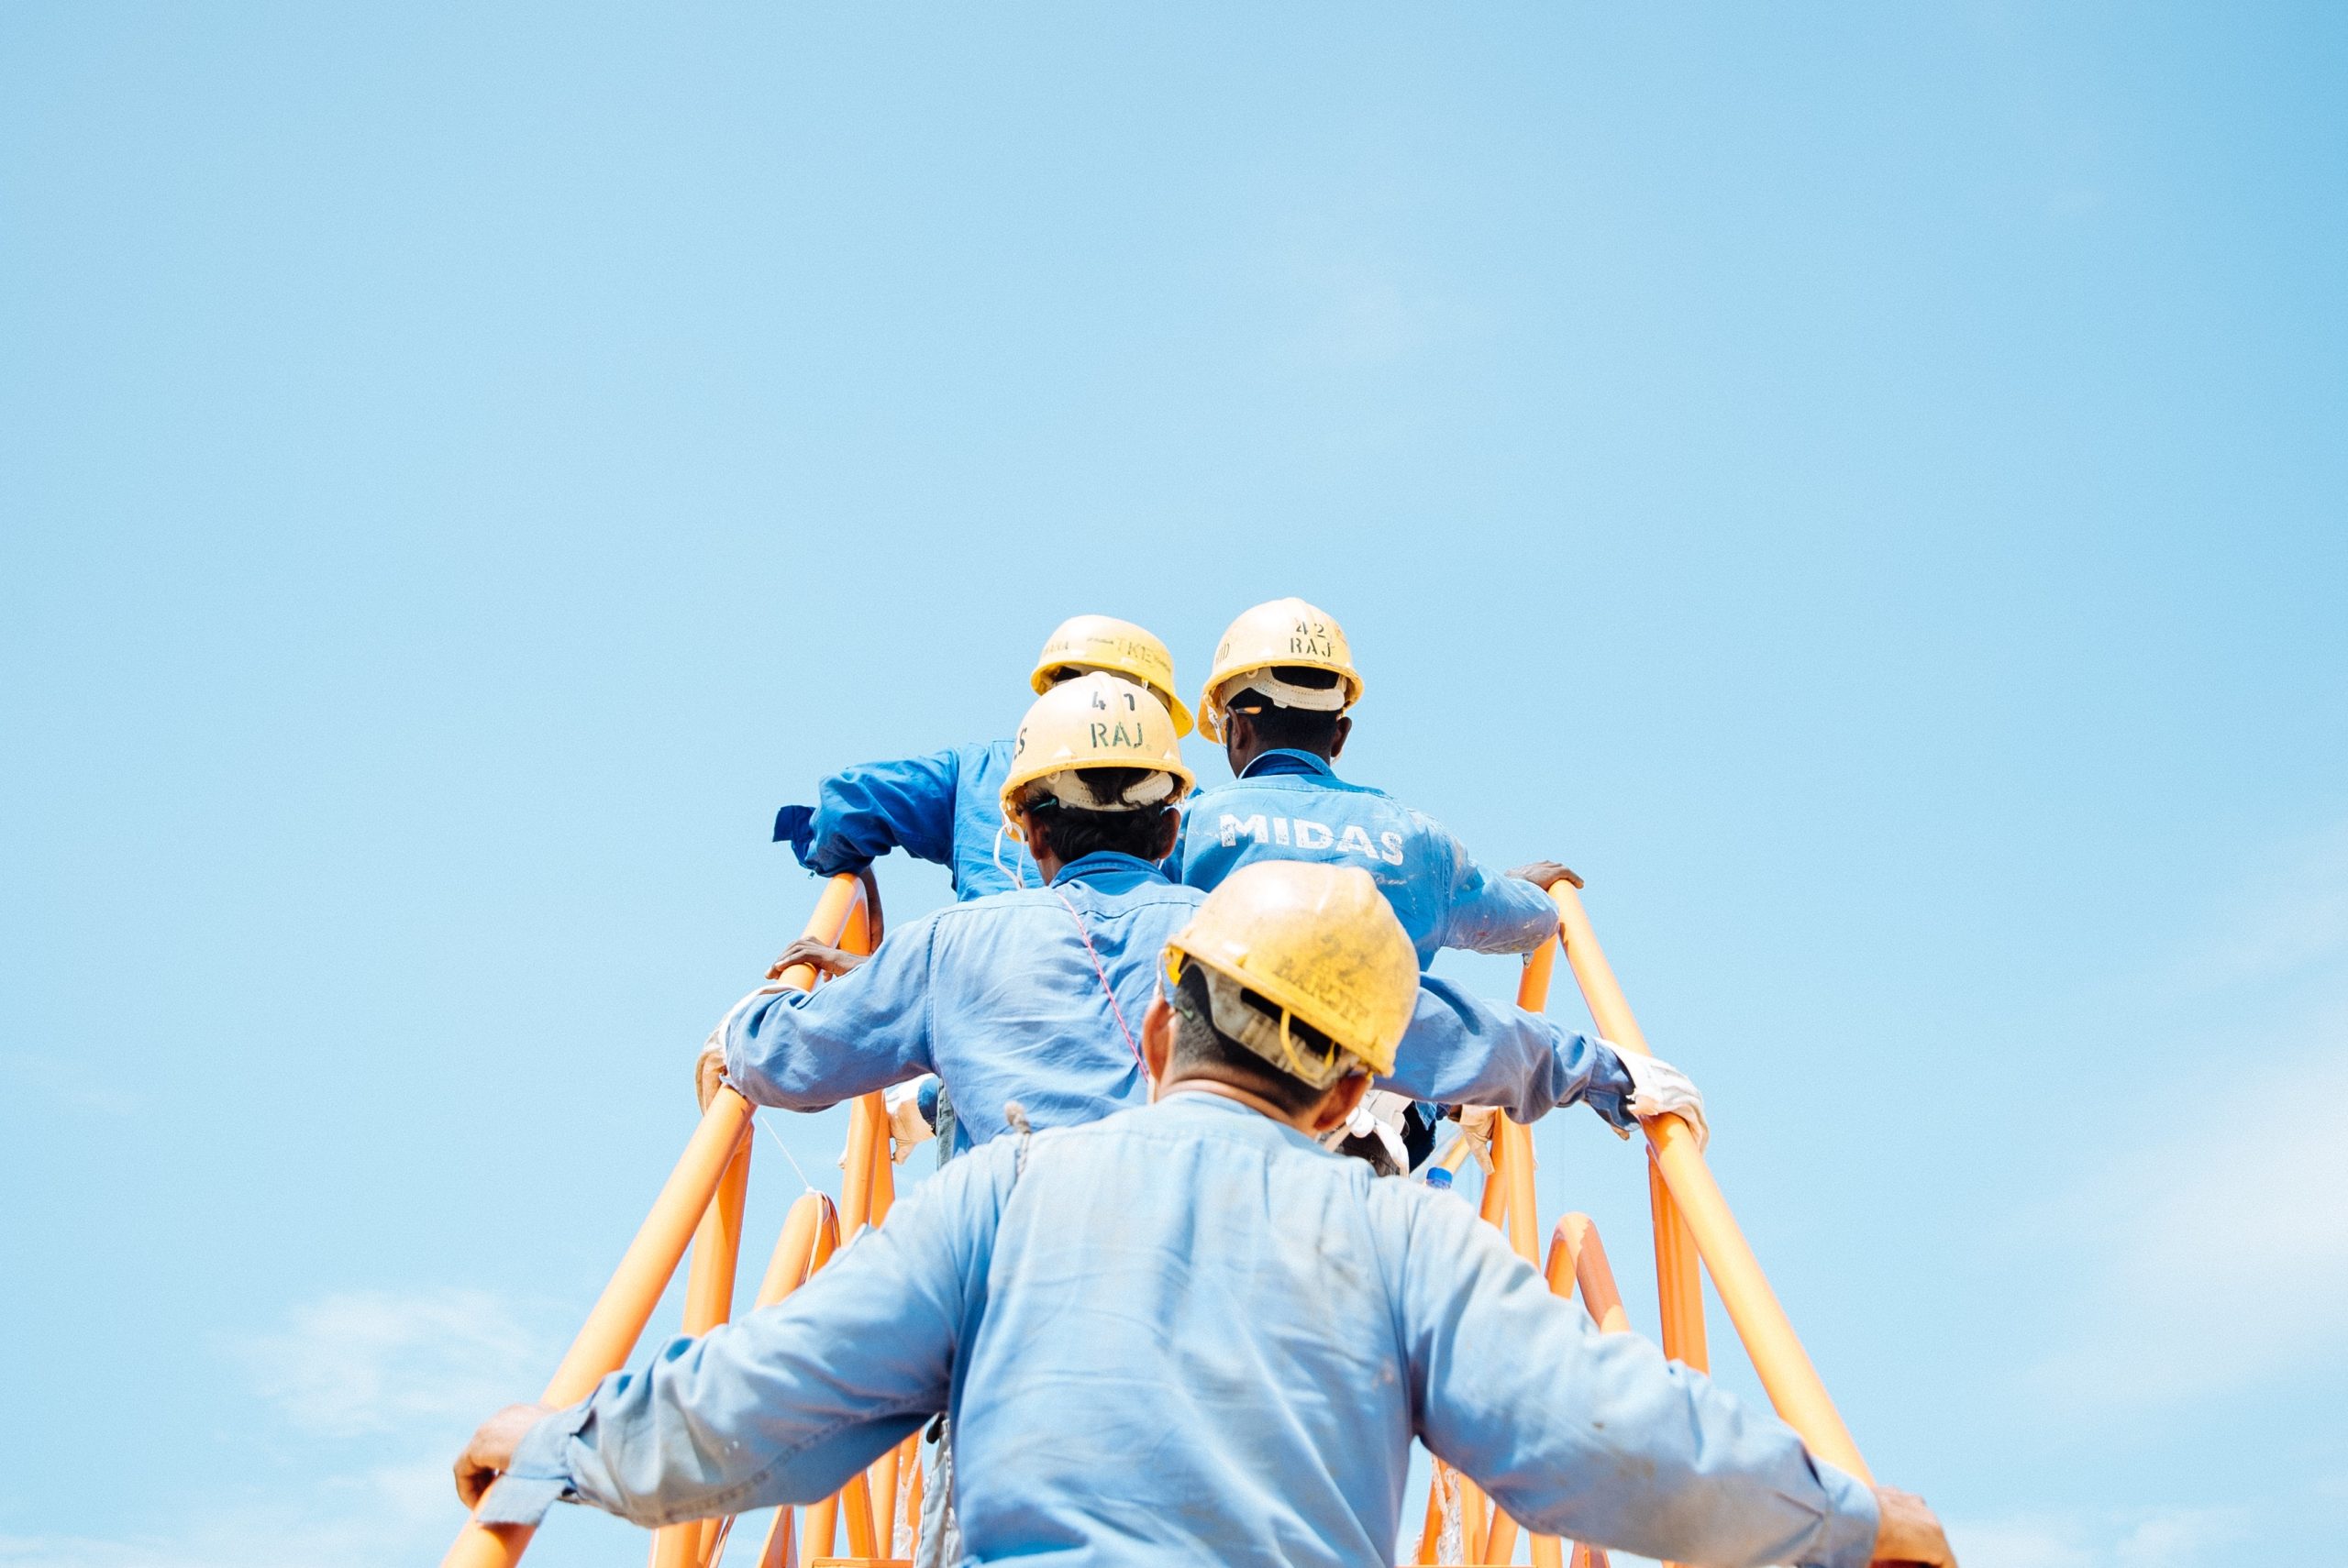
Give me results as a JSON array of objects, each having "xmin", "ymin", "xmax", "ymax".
[
  {"xmin": 1031, "ymin": 615, "xmax": 1194, "ymax": 737},
  {"xmin": 1162, "ymin": 860, "xmax": 1418, "ymax": 1084},
  {"xmin": 999, "ymin": 672, "xmax": 1197, "ymax": 834},
  {"xmin": 1197, "ymin": 597, "xmax": 1363, "ymax": 743}
]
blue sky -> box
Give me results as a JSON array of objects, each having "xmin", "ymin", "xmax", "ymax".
[{"xmin": 5, "ymin": 5, "xmax": 2344, "ymax": 1565}]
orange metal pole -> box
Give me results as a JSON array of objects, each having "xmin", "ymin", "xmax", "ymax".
[
  {"xmin": 838, "ymin": 1091, "xmax": 886, "ymax": 1235},
  {"xmin": 651, "ymin": 1138, "xmax": 755, "ymax": 1568},
  {"xmin": 1547, "ymin": 1214, "xmax": 1630, "ymax": 1335},
  {"xmin": 442, "ymin": 874, "xmax": 869, "ymax": 1568},
  {"xmin": 1547, "ymin": 882, "xmax": 1872, "ymax": 1483}
]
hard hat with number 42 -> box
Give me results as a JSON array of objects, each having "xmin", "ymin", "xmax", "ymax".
[
  {"xmin": 1163, "ymin": 859, "xmax": 1419, "ymax": 1081},
  {"xmin": 999, "ymin": 672, "xmax": 1196, "ymax": 831},
  {"xmin": 1198, "ymin": 597, "xmax": 1364, "ymax": 742},
  {"xmin": 1031, "ymin": 615, "xmax": 1194, "ymax": 737}
]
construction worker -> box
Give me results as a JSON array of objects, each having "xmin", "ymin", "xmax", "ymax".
[
  {"xmin": 458, "ymin": 861, "xmax": 1954, "ymax": 1568},
  {"xmin": 1177, "ymin": 597, "xmax": 1572, "ymax": 969},
  {"xmin": 696, "ymin": 674, "xmax": 1706, "ymax": 1158},
  {"xmin": 770, "ymin": 613, "xmax": 1192, "ymax": 900}
]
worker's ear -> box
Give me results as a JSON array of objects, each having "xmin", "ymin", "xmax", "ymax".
[
  {"xmin": 1307, "ymin": 1072, "xmax": 1371, "ymax": 1136},
  {"xmin": 1327, "ymin": 714, "xmax": 1352, "ymax": 759},
  {"xmin": 1148, "ymin": 805, "xmax": 1181, "ymax": 862},
  {"xmin": 1141, "ymin": 993, "xmax": 1175, "ymax": 1099},
  {"xmin": 1223, "ymin": 709, "xmax": 1254, "ymax": 767}
]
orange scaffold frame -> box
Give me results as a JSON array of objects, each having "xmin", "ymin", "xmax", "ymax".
[
  {"xmin": 447, "ymin": 872, "xmax": 1872, "ymax": 1568},
  {"xmin": 440, "ymin": 873, "xmax": 924, "ymax": 1568},
  {"xmin": 1412, "ymin": 881, "xmax": 1871, "ymax": 1565}
]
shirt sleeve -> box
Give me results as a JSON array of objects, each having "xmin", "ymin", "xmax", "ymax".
[
  {"xmin": 1428, "ymin": 819, "xmax": 1562, "ymax": 956},
  {"xmin": 477, "ymin": 1143, "xmax": 1019, "ymax": 1529},
  {"xmin": 723, "ymin": 921, "xmax": 940, "ymax": 1110},
  {"xmin": 1390, "ymin": 1193, "xmax": 1880, "ymax": 1568},
  {"xmin": 1381, "ymin": 977, "xmax": 1638, "ymax": 1128},
  {"xmin": 780, "ymin": 749, "xmax": 966, "ymax": 875}
]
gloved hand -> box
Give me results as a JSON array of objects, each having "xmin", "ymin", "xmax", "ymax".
[
  {"xmin": 884, "ymin": 1077, "xmax": 938, "ymax": 1164},
  {"xmin": 1451, "ymin": 1103, "xmax": 1500, "ymax": 1169},
  {"xmin": 1614, "ymin": 1048, "xmax": 1708, "ymax": 1151},
  {"xmin": 695, "ymin": 980, "xmax": 792, "ymax": 1110}
]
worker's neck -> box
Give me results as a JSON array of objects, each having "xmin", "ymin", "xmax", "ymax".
[
  {"xmin": 1228, "ymin": 739, "xmax": 1335, "ymax": 775},
  {"xmin": 1155, "ymin": 1074, "xmax": 1329, "ymax": 1135}
]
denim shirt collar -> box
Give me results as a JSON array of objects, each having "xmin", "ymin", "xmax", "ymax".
[
  {"xmin": 1050, "ymin": 850, "xmax": 1174, "ymax": 889},
  {"xmin": 1239, "ymin": 748, "xmax": 1336, "ymax": 781}
]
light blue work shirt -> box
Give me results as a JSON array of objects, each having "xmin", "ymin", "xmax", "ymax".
[
  {"xmin": 1172, "ymin": 750, "xmax": 1561, "ymax": 968},
  {"xmin": 481, "ymin": 1095, "xmax": 1879, "ymax": 1568},
  {"xmin": 723, "ymin": 853, "xmax": 1638, "ymax": 1154},
  {"xmin": 774, "ymin": 739, "xmax": 1037, "ymax": 899}
]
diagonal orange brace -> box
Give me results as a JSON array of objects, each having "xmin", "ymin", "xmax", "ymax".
[
  {"xmin": 443, "ymin": 873, "xmax": 871, "ymax": 1568},
  {"xmin": 1547, "ymin": 881, "xmax": 1871, "ymax": 1483}
]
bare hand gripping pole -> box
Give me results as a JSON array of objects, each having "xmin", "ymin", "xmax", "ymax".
[
  {"xmin": 1547, "ymin": 880, "xmax": 1873, "ymax": 1484},
  {"xmin": 441, "ymin": 873, "xmax": 873, "ymax": 1568}
]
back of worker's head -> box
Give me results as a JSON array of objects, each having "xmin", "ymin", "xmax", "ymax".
[
  {"xmin": 1001, "ymin": 673, "xmax": 1195, "ymax": 865},
  {"xmin": 1031, "ymin": 615, "xmax": 1194, "ymax": 737},
  {"xmin": 1197, "ymin": 598, "xmax": 1364, "ymax": 747},
  {"xmin": 1160, "ymin": 859, "xmax": 1419, "ymax": 1121}
]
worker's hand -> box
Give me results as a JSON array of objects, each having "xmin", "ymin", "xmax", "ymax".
[
  {"xmin": 454, "ymin": 1401, "xmax": 555, "ymax": 1510},
  {"xmin": 882, "ymin": 1079, "xmax": 934, "ymax": 1164},
  {"xmin": 1618, "ymin": 1049, "xmax": 1709, "ymax": 1151},
  {"xmin": 1453, "ymin": 1103, "xmax": 1499, "ymax": 1146},
  {"xmin": 1507, "ymin": 861, "xmax": 1584, "ymax": 891},
  {"xmin": 766, "ymin": 937, "xmax": 868, "ymax": 982},
  {"xmin": 887, "ymin": 1089, "xmax": 936, "ymax": 1164},
  {"xmin": 696, "ymin": 1038, "xmax": 728, "ymax": 1111},
  {"xmin": 1868, "ymin": 1485, "xmax": 1955, "ymax": 1566}
]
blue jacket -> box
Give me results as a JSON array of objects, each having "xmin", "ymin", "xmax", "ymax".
[
  {"xmin": 722, "ymin": 854, "xmax": 1635, "ymax": 1154},
  {"xmin": 480, "ymin": 1095, "xmax": 1879, "ymax": 1568},
  {"xmin": 1172, "ymin": 750, "xmax": 1560, "ymax": 968},
  {"xmin": 773, "ymin": 739, "xmax": 1037, "ymax": 899}
]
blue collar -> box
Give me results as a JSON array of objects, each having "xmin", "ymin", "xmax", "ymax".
[
  {"xmin": 1239, "ymin": 748, "xmax": 1336, "ymax": 781},
  {"xmin": 1049, "ymin": 850, "xmax": 1173, "ymax": 888}
]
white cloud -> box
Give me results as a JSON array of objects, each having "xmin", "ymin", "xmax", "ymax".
[
  {"xmin": 230, "ymin": 1287, "xmax": 547, "ymax": 1438},
  {"xmin": 1954, "ymin": 1506, "xmax": 2245, "ymax": 1568},
  {"xmin": 0, "ymin": 1289, "xmax": 563, "ymax": 1568}
]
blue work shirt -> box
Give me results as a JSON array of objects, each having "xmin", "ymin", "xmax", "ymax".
[
  {"xmin": 1173, "ymin": 750, "xmax": 1560, "ymax": 968},
  {"xmin": 774, "ymin": 739, "xmax": 1037, "ymax": 899},
  {"xmin": 481, "ymin": 1095, "xmax": 1878, "ymax": 1568},
  {"xmin": 722, "ymin": 854, "xmax": 1637, "ymax": 1154}
]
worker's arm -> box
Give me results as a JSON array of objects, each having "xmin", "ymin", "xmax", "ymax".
[
  {"xmin": 1427, "ymin": 819, "xmax": 1567, "ymax": 956},
  {"xmin": 466, "ymin": 1142, "xmax": 1014, "ymax": 1529},
  {"xmin": 720, "ymin": 917, "xmax": 939, "ymax": 1109},
  {"xmin": 773, "ymin": 747, "xmax": 967, "ymax": 876},
  {"xmin": 1381, "ymin": 977, "xmax": 1640, "ymax": 1130},
  {"xmin": 1396, "ymin": 1194, "xmax": 1883, "ymax": 1568}
]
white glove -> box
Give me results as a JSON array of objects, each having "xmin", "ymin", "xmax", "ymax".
[
  {"xmin": 1321, "ymin": 1088, "xmax": 1414, "ymax": 1174},
  {"xmin": 884, "ymin": 1077, "xmax": 939, "ymax": 1164},
  {"xmin": 1615, "ymin": 1047, "xmax": 1709, "ymax": 1151}
]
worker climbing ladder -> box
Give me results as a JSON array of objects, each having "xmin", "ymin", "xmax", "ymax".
[{"xmin": 442, "ymin": 873, "xmax": 1872, "ymax": 1568}]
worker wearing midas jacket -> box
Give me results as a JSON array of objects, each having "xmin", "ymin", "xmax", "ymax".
[
  {"xmin": 696, "ymin": 674, "xmax": 1709, "ymax": 1157},
  {"xmin": 1172, "ymin": 598, "xmax": 1573, "ymax": 970},
  {"xmin": 459, "ymin": 863, "xmax": 1955, "ymax": 1568},
  {"xmin": 770, "ymin": 614, "xmax": 1192, "ymax": 900}
]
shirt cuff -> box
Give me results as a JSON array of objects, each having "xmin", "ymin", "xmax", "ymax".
[
  {"xmin": 473, "ymin": 1401, "xmax": 593, "ymax": 1529},
  {"xmin": 1807, "ymin": 1459, "xmax": 1881, "ymax": 1568},
  {"xmin": 1581, "ymin": 1038, "xmax": 1641, "ymax": 1130}
]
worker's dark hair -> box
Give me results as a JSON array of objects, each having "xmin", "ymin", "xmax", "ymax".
[
  {"xmin": 1020, "ymin": 767, "xmax": 1179, "ymax": 865},
  {"xmin": 1163, "ymin": 960, "xmax": 1336, "ymax": 1117},
  {"xmin": 1224, "ymin": 665, "xmax": 1346, "ymax": 754}
]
